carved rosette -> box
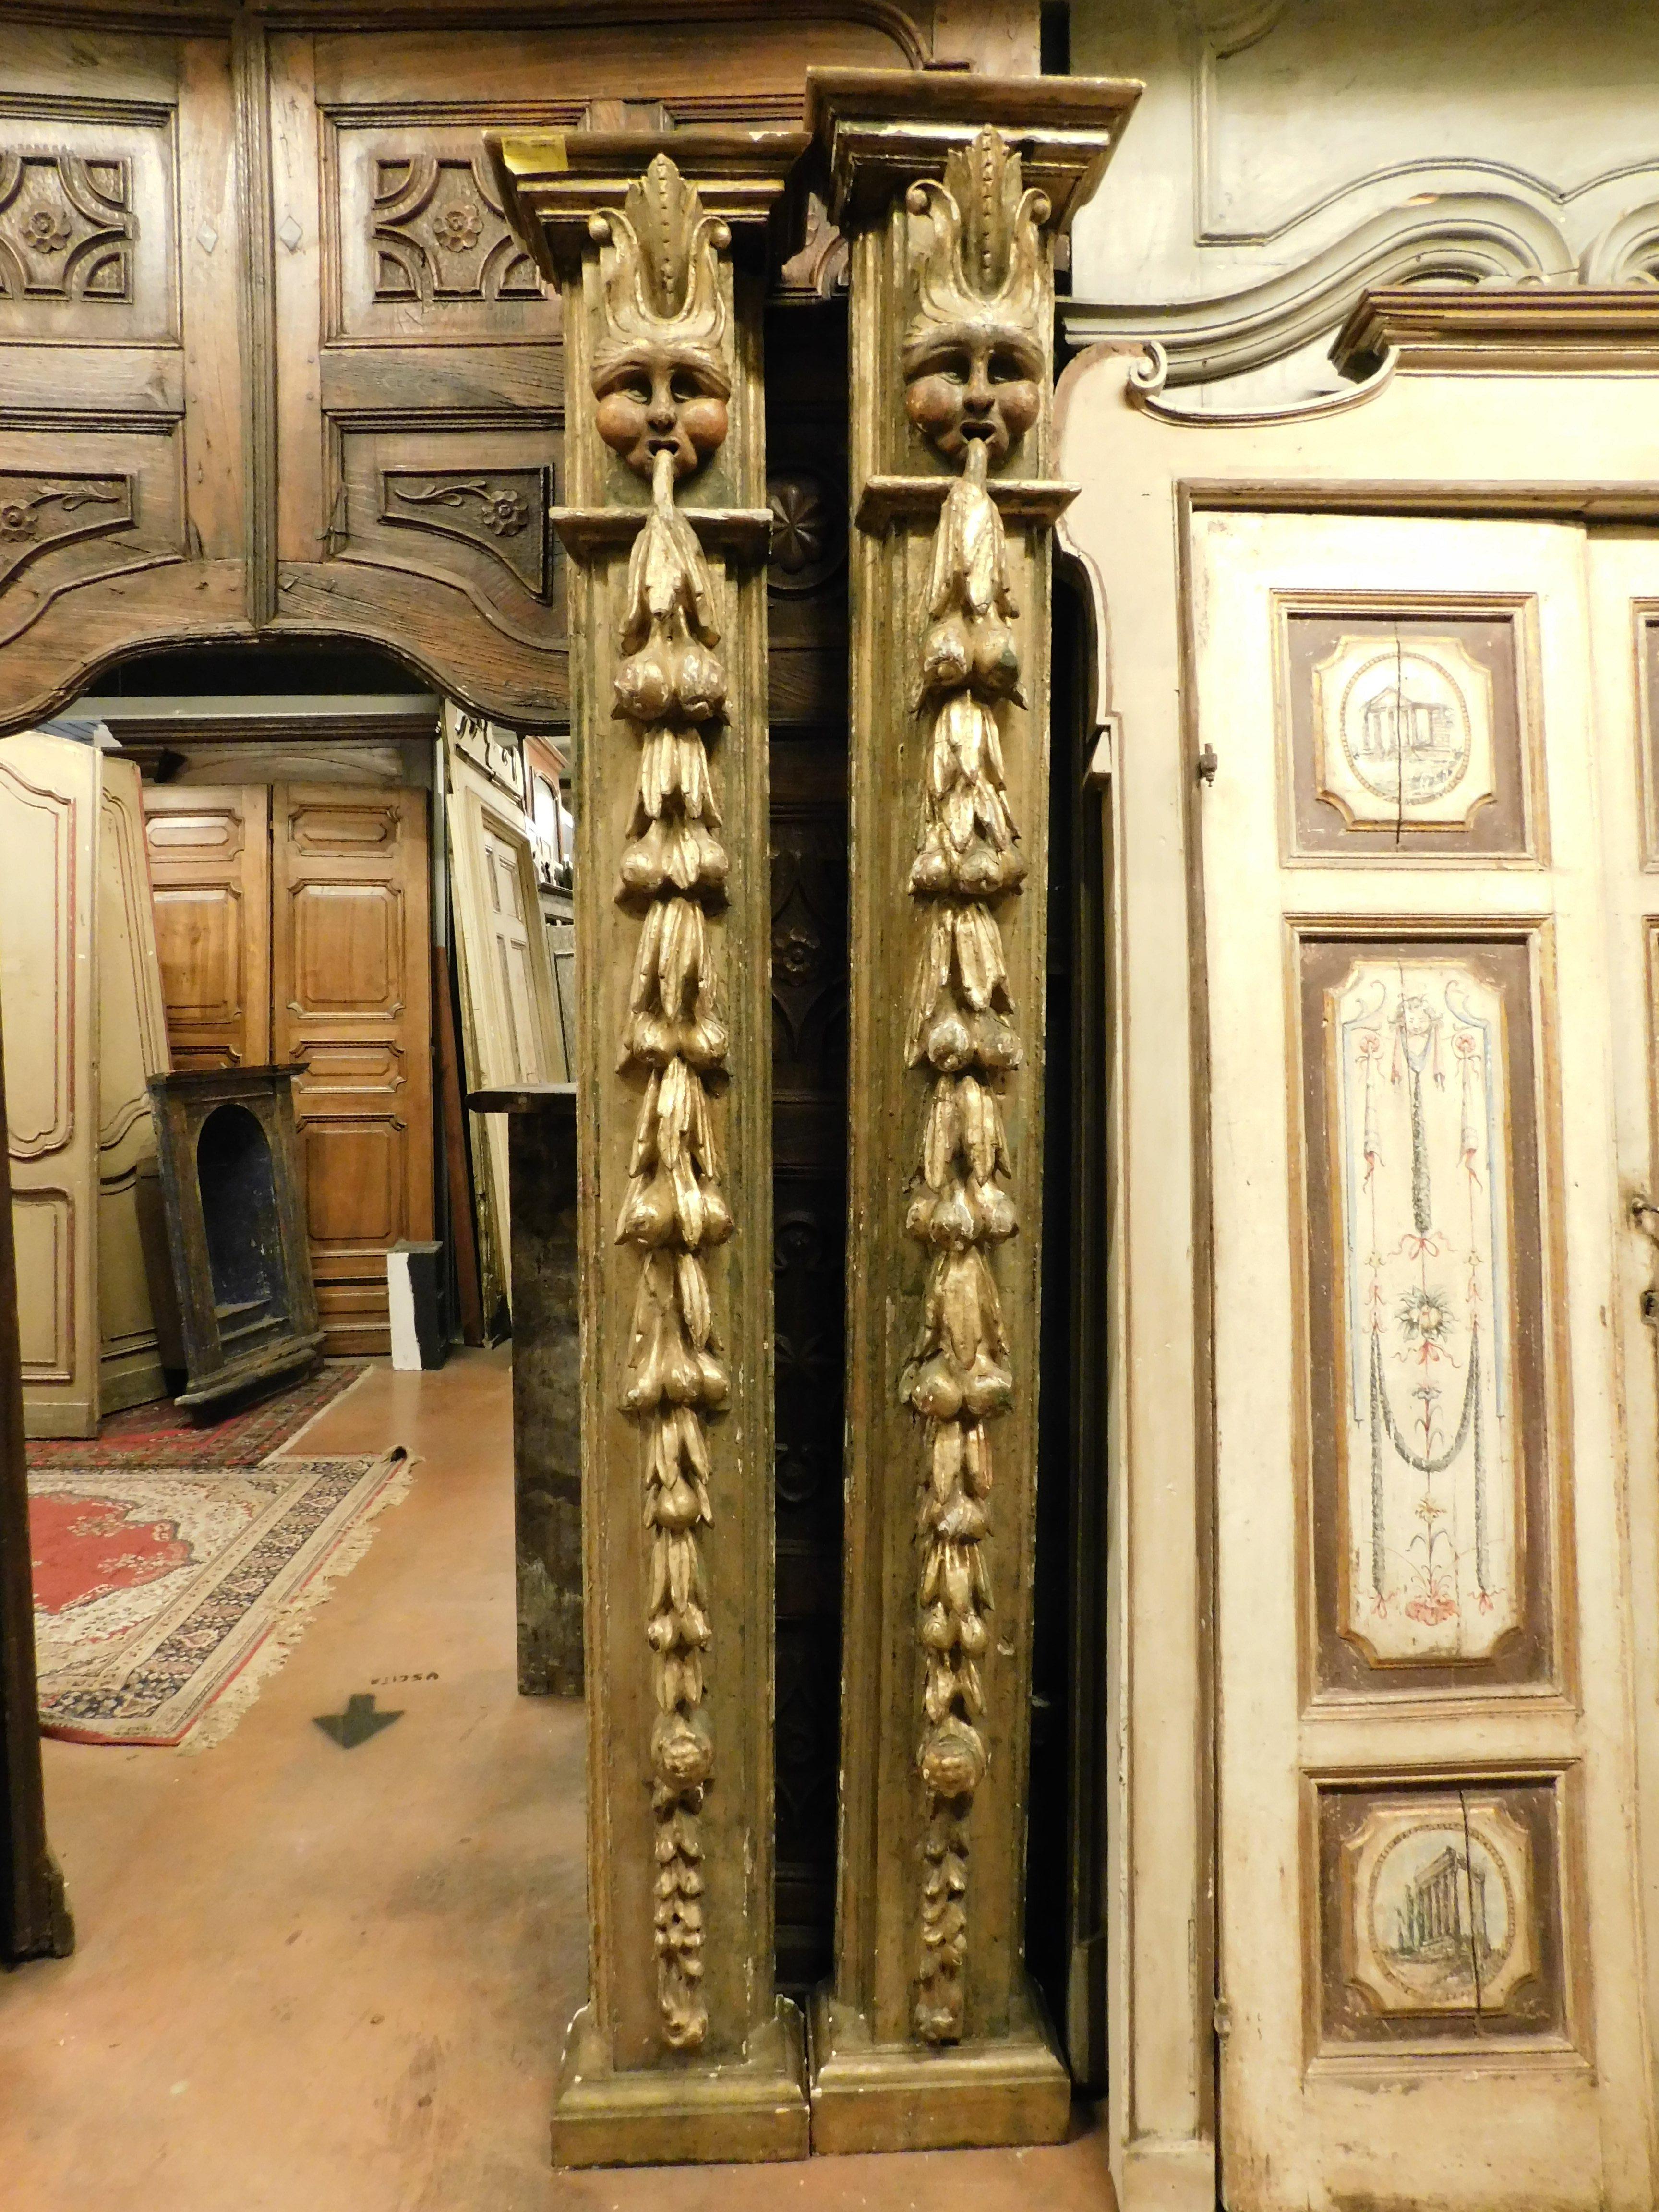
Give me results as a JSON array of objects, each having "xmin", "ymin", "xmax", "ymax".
[
  {"xmin": 599, "ymin": 157, "xmax": 735, "ymax": 2055},
  {"xmin": 899, "ymin": 128, "xmax": 1048, "ymax": 2047}
]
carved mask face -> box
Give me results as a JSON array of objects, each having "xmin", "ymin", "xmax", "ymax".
[
  {"xmin": 593, "ymin": 343, "xmax": 731, "ymax": 481},
  {"xmin": 903, "ymin": 327, "xmax": 1043, "ymax": 468}
]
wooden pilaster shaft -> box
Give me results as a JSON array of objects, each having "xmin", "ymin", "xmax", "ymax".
[
  {"xmin": 491, "ymin": 130, "xmax": 808, "ymax": 2167},
  {"xmin": 802, "ymin": 70, "xmax": 1138, "ymax": 2152}
]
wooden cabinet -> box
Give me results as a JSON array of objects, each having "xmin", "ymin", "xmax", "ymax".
[{"xmin": 143, "ymin": 781, "xmax": 432, "ymax": 1357}]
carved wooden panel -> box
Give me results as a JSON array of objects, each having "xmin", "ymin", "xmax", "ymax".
[
  {"xmin": 143, "ymin": 787, "xmax": 272, "ymax": 1071},
  {"xmin": 0, "ymin": 427, "xmax": 186, "ymax": 666},
  {"xmin": 0, "ymin": 104, "xmax": 177, "ymax": 346},
  {"xmin": 326, "ymin": 121, "xmax": 566, "ymax": 346},
  {"xmin": 0, "ymin": 475, "xmax": 132, "ymax": 592},
  {"xmin": 334, "ymin": 426, "xmax": 562, "ymax": 661},
  {"xmin": 271, "ymin": 784, "xmax": 432, "ymax": 1358},
  {"xmin": 379, "ymin": 465, "xmax": 553, "ymax": 600},
  {"xmin": 0, "ymin": 152, "xmax": 133, "ymax": 304}
]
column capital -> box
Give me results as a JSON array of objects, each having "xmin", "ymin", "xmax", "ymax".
[
  {"xmin": 802, "ymin": 68, "xmax": 1140, "ymax": 235},
  {"xmin": 488, "ymin": 126, "xmax": 808, "ymax": 286}
]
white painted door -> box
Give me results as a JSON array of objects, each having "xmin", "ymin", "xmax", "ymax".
[
  {"xmin": 444, "ymin": 740, "xmax": 561, "ymax": 1319},
  {"xmin": 1195, "ymin": 510, "xmax": 1655, "ymax": 2210},
  {"xmin": 0, "ymin": 734, "xmax": 99, "ymax": 1438}
]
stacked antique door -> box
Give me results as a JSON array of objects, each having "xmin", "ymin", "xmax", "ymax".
[
  {"xmin": 1195, "ymin": 509, "xmax": 1655, "ymax": 2207},
  {"xmin": 142, "ymin": 781, "xmax": 432, "ymax": 1356},
  {"xmin": 0, "ymin": 735, "xmax": 171, "ymax": 1436}
]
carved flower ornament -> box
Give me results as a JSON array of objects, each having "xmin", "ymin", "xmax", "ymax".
[
  {"xmin": 480, "ymin": 489, "xmax": 529, "ymax": 537},
  {"xmin": 431, "ymin": 201, "xmax": 484, "ymax": 253},
  {"xmin": 0, "ymin": 503, "xmax": 37, "ymax": 541},
  {"xmin": 24, "ymin": 206, "xmax": 72, "ymax": 254}
]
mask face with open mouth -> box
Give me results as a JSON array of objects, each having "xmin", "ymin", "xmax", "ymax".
[
  {"xmin": 594, "ymin": 343, "xmax": 732, "ymax": 481},
  {"xmin": 902, "ymin": 325, "xmax": 1044, "ymax": 470}
]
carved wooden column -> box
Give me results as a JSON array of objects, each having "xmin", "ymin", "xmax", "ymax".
[
  {"xmin": 490, "ymin": 131, "xmax": 809, "ymax": 2166},
  {"xmin": 801, "ymin": 73, "xmax": 1138, "ymax": 2153}
]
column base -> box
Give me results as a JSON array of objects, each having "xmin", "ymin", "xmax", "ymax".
[
  {"xmin": 551, "ymin": 1997, "xmax": 810, "ymax": 2169},
  {"xmin": 806, "ymin": 1981, "xmax": 1072, "ymax": 2154}
]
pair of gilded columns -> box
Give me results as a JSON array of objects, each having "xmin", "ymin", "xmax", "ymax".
[{"xmin": 491, "ymin": 69, "xmax": 1137, "ymax": 2169}]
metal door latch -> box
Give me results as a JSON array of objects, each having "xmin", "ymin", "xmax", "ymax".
[{"xmin": 1197, "ymin": 745, "xmax": 1218, "ymax": 785}]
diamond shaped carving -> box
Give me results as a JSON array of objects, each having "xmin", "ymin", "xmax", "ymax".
[{"xmin": 0, "ymin": 151, "xmax": 133, "ymax": 304}]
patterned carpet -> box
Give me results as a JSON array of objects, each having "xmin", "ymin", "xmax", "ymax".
[
  {"xmin": 26, "ymin": 1363, "xmax": 369, "ymax": 1472},
  {"xmin": 31, "ymin": 1451, "xmax": 411, "ymax": 1749}
]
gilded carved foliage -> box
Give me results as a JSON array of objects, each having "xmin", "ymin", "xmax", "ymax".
[
  {"xmin": 602, "ymin": 156, "xmax": 734, "ymax": 2054},
  {"xmin": 899, "ymin": 128, "xmax": 1046, "ymax": 2046}
]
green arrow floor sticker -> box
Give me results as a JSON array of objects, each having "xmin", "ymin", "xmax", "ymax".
[{"xmin": 313, "ymin": 1692, "xmax": 403, "ymax": 1749}]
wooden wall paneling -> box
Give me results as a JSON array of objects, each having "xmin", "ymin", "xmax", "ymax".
[
  {"xmin": 0, "ymin": 734, "xmax": 101, "ymax": 1438},
  {"xmin": 142, "ymin": 784, "xmax": 272, "ymax": 1071},
  {"xmin": 270, "ymin": 782, "xmax": 432, "ymax": 1358},
  {"xmin": 96, "ymin": 756, "xmax": 172, "ymax": 1414},
  {"xmin": 266, "ymin": 30, "xmax": 569, "ymax": 726},
  {"xmin": 801, "ymin": 72, "xmax": 1137, "ymax": 2152},
  {"xmin": 444, "ymin": 732, "xmax": 558, "ymax": 1325},
  {"xmin": 0, "ymin": 962, "xmax": 72, "ymax": 1963},
  {"xmin": 494, "ymin": 126, "xmax": 808, "ymax": 2164},
  {"xmin": 0, "ymin": 28, "xmax": 250, "ymax": 733}
]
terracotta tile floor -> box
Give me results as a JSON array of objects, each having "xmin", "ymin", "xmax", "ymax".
[{"xmin": 0, "ymin": 1352, "xmax": 1116, "ymax": 2211}]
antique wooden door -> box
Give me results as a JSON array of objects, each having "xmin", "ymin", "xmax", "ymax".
[
  {"xmin": 1196, "ymin": 508, "xmax": 1655, "ymax": 2208},
  {"xmin": 144, "ymin": 781, "xmax": 431, "ymax": 1356},
  {"xmin": 142, "ymin": 786, "xmax": 273, "ymax": 1071},
  {"xmin": 270, "ymin": 784, "xmax": 433, "ymax": 1358}
]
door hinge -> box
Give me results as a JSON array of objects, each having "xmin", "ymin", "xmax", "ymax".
[
  {"xmin": 1643, "ymin": 1288, "xmax": 1659, "ymax": 1328},
  {"xmin": 1213, "ymin": 1996, "xmax": 1232, "ymax": 2040},
  {"xmin": 1196, "ymin": 745, "xmax": 1218, "ymax": 785}
]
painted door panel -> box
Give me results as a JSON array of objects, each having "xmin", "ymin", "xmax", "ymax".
[{"xmin": 1197, "ymin": 512, "xmax": 1650, "ymax": 2210}]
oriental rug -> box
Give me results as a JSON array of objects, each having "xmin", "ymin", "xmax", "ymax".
[
  {"xmin": 26, "ymin": 1362, "xmax": 370, "ymax": 1472},
  {"xmin": 30, "ymin": 1450, "xmax": 411, "ymax": 1749}
]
